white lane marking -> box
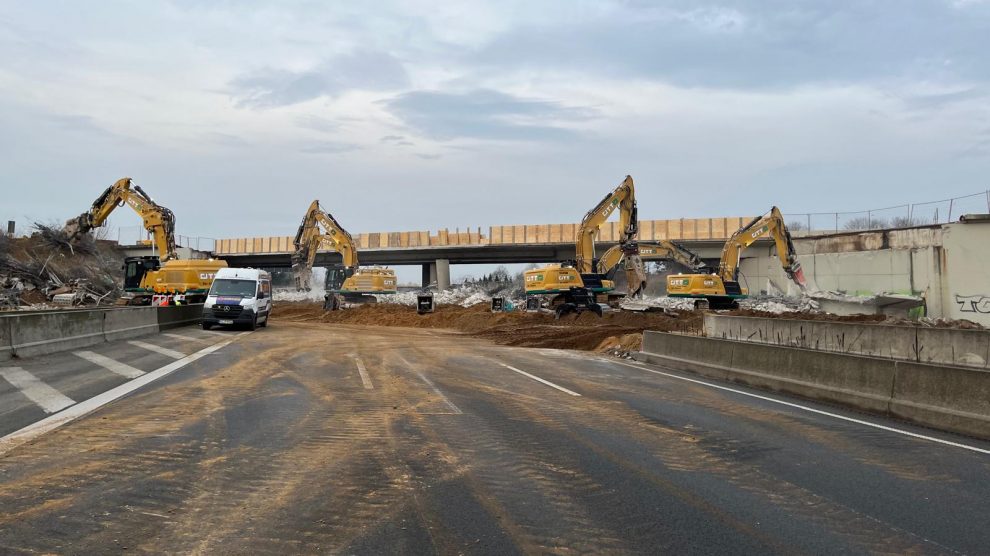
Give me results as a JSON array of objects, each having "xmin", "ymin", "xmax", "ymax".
[
  {"xmin": 394, "ymin": 353, "xmax": 462, "ymax": 414},
  {"xmin": 162, "ymin": 332, "xmax": 207, "ymax": 343},
  {"xmin": 127, "ymin": 340, "xmax": 185, "ymax": 360},
  {"xmin": 500, "ymin": 364, "xmax": 582, "ymax": 397},
  {"xmin": 0, "ymin": 333, "xmax": 250, "ymax": 456},
  {"xmin": 611, "ymin": 359, "xmax": 990, "ymax": 456},
  {"xmin": 0, "ymin": 367, "xmax": 76, "ymax": 414},
  {"xmin": 74, "ymin": 351, "xmax": 145, "ymax": 379},
  {"xmin": 352, "ymin": 356, "xmax": 374, "ymax": 389},
  {"xmin": 411, "ymin": 367, "xmax": 462, "ymax": 414}
]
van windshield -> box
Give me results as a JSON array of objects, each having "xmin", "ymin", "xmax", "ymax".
[{"xmin": 210, "ymin": 278, "xmax": 256, "ymax": 298}]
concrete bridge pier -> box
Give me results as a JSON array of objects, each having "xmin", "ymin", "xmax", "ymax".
[
  {"xmin": 421, "ymin": 259, "xmax": 451, "ymax": 289},
  {"xmin": 436, "ymin": 259, "xmax": 450, "ymax": 290}
]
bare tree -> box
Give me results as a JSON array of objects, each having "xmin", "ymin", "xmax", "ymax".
[
  {"xmin": 844, "ymin": 216, "xmax": 889, "ymax": 230},
  {"xmin": 889, "ymin": 216, "xmax": 924, "ymax": 228}
]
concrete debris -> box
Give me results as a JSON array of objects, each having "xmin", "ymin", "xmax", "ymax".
[
  {"xmin": 380, "ymin": 285, "xmax": 524, "ymax": 308},
  {"xmin": 273, "ymin": 288, "xmax": 327, "ymax": 303},
  {"xmin": 0, "ymin": 233, "xmax": 122, "ymax": 310},
  {"xmin": 806, "ymin": 290, "xmax": 924, "ymax": 317},
  {"xmin": 738, "ymin": 294, "xmax": 820, "ymax": 314},
  {"xmin": 620, "ymin": 296, "xmax": 696, "ymax": 312}
]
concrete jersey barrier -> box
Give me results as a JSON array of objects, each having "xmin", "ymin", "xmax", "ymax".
[
  {"xmin": 157, "ymin": 304, "xmax": 204, "ymax": 330},
  {"xmin": 704, "ymin": 314, "xmax": 990, "ymax": 369},
  {"xmin": 639, "ymin": 331, "xmax": 990, "ymax": 440},
  {"xmin": 0, "ymin": 316, "xmax": 13, "ymax": 361},
  {"xmin": 104, "ymin": 307, "xmax": 159, "ymax": 342},
  {"xmin": 0, "ymin": 305, "xmax": 204, "ymax": 360},
  {"xmin": 9, "ymin": 310, "xmax": 108, "ymax": 358}
]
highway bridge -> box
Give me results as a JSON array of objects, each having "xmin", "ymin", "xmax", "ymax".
[{"xmin": 213, "ymin": 216, "xmax": 756, "ymax": 287}]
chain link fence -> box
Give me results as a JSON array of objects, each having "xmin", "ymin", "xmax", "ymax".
[
  {"xmin": 112, "ymin": 225, "xmax": 216, "ymax": 252},
  {"xmin": 783, "ymin": 190, "xmax": 990, "ymax": 233}
]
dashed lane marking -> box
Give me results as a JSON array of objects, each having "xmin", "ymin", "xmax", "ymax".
[
  {"xmin": 0, "ymin": 333, "xmax": 250, "ymax": 456},
  {"xmin": 410, "ymin": 367, "xmax": 462, "ymax": 414},
  {"xmin": 611, "ymin": 359, "xmax": 990, "ymax": 456},
  {"xmin": 500, "ymin": 363, "xmax": 582, "ymax": 397},
  {"xmin": 0, "ymin": 367, "xmax": 76, "ymax": 414},
  {"xmin": 351, "ymin": 356, "xmax": 374, "ymax": 389},
  {"xmin": 127, "ymin": 340, "xmax": 185, "ymax": 360},
  {"xmin": 74, "ymin": 351, "xmax": 145, "ymax": 379},
  {"xmin": 162, "ymin": 332, "xmax": 208, "ymax": 343}
]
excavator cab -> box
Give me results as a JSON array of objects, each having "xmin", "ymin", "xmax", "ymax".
[
  {"xmin": 324, "ymin": 266, "xmax": 349, "ymax": 292},
  {"xmin": 123, "ymin": 256, "xmax": 160, "ymax": 291}
]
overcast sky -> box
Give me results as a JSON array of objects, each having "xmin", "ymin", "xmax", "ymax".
[{"xmin": 3, "ymin": 1, "xmax": 990, "ymax": 255}]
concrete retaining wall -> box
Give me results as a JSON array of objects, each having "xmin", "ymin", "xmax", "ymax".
[
  {"xmin": 639, "ymin": 331, "xmax": 990, "ymax": 439},
  {"xmin": 0, "ymin": 305, "xmax": 204, "ymax": 359},
  {"xmin": 704, "ymin": 314, "xmax": 990, "ymax": 369}
]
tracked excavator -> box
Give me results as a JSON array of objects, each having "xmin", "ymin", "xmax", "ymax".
[
  {"xmin": 524, "ymin": 175, "xmax": 646, "ymax": 317},
  {"xmin": 290, "ymin": 200, "xmax": 397, "ymax": 310},
  {"xmin": 64, "ymin": 177, "xmax": 226, "ymax": 305},
  {"xmin": 596, "ymin": 239, "xmax": 707, "ymax": 293},
  {"xmin": 666, "ymin": 206, "xmax": 806, "ymax": 309}
]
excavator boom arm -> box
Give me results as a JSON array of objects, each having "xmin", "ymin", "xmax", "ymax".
[
  {"xmin": 65, "ymin": 177, "xmax": 177, "ymax": 261},
  {"xmin": 575, "ymin": 175, "xmax": 637, "ymax": 274},
  {"xmin": 291, "ymin": 200, "xmax": 360, "ymax": 290},
  {"xmin": 718, "ymin": 207, "xmax": 805, "ymax": 289}
]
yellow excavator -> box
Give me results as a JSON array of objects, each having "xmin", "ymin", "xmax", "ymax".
[
  {"xmin": 64, "ymin": 177, "xmax": 227, "ymax": 305},
  {"xmin": 524, "ymin": 175, "xmax": 644, "ymax": 317},
  {"xmin": 597, "ymin": 239, "xmax": 707, "ymax": 293},
  {"xmin": 290, "ymin": 200, "xmax": 397, "ymax": 310},
  {"xmin": 667, "ymin": 206, "xmax": 806, "ymax": 309}
]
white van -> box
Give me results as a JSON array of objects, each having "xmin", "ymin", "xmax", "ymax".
[{"xmin": 202, "ymin": 267, "xmax": 272, "ymax": 330}]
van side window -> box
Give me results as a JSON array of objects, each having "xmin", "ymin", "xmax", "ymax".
[{"xmin": 262, "ymin": 280, "xmax": 271, "ymax": 294}]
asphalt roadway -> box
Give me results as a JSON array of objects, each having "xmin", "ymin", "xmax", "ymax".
[{"xmin": 1, "ymin": 322, "xmax": 989, "ymax": 555}]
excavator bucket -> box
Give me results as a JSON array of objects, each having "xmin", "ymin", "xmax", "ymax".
[
  {"xmin": 63, "ymin": 213, "xmax": 92, "ymax": 242},
  {"xmin": 789, "ymin": 265, "xmax": 808, "ymax": 290}
]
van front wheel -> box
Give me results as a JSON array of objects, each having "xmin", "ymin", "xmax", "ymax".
[{"xmin": 249, "ymin": 315, "xmax": 258, "ymax": 331}]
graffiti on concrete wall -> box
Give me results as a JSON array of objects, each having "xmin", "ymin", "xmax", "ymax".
[{"xmin": 955, "ymin": 294, "xmax": 990, "ymax": 314}]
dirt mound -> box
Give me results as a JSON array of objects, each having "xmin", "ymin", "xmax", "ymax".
[{"xmin": 275, "ymin": 302, "xmax": 703, "ymax": 351}]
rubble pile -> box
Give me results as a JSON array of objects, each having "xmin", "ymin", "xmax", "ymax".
[
  {"xmin": 380, "ymin": 284, "xmax": 524, "ymax": 309},
  {"xmin": 0, "ymin": 228, "xmax": 123, "ymax": 311}
]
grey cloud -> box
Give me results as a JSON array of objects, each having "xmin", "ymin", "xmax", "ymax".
[
  {"xmin": 470, "ymin": 1, "xmax": 990, "ymax": 89},
  {"xmin": 380, "ymin": 135, "xmax": 406, "ymax": 142},
  {"xmin": 298, "ymin": 141, "xmax": 361, "ymax": 154},
  {"xmin": 43, "ymin": 113, "xmax": 136, "ymax": 144},
  {"xmin": 230, "ymin": 50, "xmax": 409, "ymax": 108},
  {"xmin": 295, "ymin": 115, "xmax": 340, "ymax": 133},
  {"xmin": 202, "ymin": 131, "xmax": 249, "ymax": 147},
  {"xmin": 415, "ymin": 153, "xmax": 442, "ymax": 160},
  {"xmin": 901, "ymin": 88, "xmax": 989, "ymax": 110},
  {"xmin": 383, "ymin": 89, "xmax": 597, "ymax": 141}
]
